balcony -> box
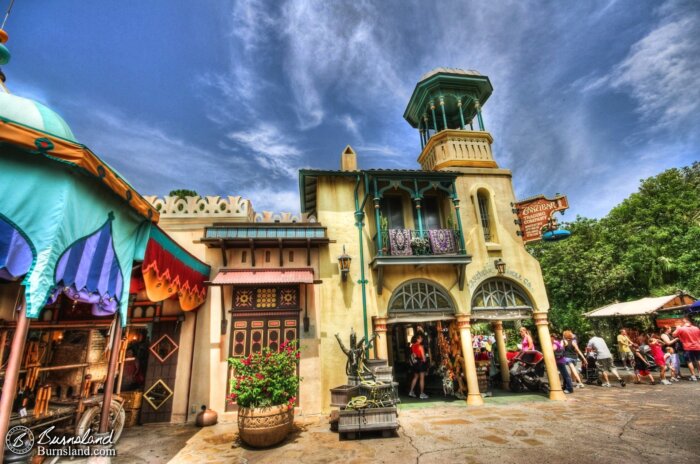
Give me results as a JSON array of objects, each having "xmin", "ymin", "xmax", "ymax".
[
  {"xmin": 417, "ymin": 129, "xmax": 496, "ymax": 171},
  {"xmin": 370, "ymin": 228, "xmax": 471, "ymax": 294},
  {"xmin": 374, "ymin": 228, "xmax": 463, "ymax": 257}
]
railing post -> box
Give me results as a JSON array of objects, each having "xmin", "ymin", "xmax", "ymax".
[
  {"xmin": 453, "ymin": 198, "xmax": 466, "ymax": 254},
  {"xmin": 440, "ymin": 96, "xmax": 448, "ymax": 130},
  {"xmin": 430, "ymin": 101, "xmax": 438, "ymax": 132},
  {"xmin": 373, "ymin": 177, "xmax": 383, "ymax": 256},
  {"xmin": 475, "ymin": 99, "xmax": 485, "ymax": 131}
]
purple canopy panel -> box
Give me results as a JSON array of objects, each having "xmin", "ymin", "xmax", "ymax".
[
  {"xmin": 389, "ymin": 229, "xmax": 413, "ymax": 256},
  {"xmin": 428, "ymin": 229, "xmax": 456, "ymax": 254},
  {"xmin": 0, "ymin": 216, "xmax": 33, "ymax": 281},
  {"xmin": 54, "ymin": 221, "xmax": 123, "ymax": 317}
]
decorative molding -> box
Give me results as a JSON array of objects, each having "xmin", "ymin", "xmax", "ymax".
[
  {"xmin": 145, "ymin": 195, "xmax": 254, "ymax": 220},
  {"xmin": 145, "ymin": 195, "xmax": 315, "ymax": 223}
]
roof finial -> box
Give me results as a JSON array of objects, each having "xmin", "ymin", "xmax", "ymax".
[{"xmin": 1, "ymin": 0, "xmax": 16, "ymax": 30}]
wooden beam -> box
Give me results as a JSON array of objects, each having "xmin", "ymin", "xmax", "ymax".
[
  {"xmin": 306, "ymin": 238, "xmax": 311, "ymax": 266},
  {"xmin": 219, "ymin": 239, "xmax": 228, "ymax": 267}
]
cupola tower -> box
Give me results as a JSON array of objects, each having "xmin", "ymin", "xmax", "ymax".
[{"xmin": 404, "ymin": 68, "xmax": 495, "ymax": 171}]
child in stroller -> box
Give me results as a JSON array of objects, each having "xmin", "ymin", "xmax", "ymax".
[{"xmin": 584, "ymin": 352, "xmax": 602, "ymax": 385}]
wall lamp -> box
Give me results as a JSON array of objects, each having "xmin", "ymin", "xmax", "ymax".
[
  {"xmin": 494, "ymin": 258, "xmax": 506, "ymax": 275},
  {"xmin": 338, "ymin": 245, "xmax": 352, "ymax": 282}
]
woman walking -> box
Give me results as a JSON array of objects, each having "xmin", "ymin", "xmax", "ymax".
[
  {"xmin": 650, "ymin": 334, "xmax": 672, "ymax": 385},
  {"xmin": 408, "ymin": 334, "xmax": 429, "ymax": 399},
  {"xmin": 563, "ymin": 330, "xmax": 587, "ymax": 388},
  {"xmin": 519, "ymin": 327, "xmax": 535, "ymax": 352}
]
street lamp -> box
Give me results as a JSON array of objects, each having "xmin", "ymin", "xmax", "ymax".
[
  {"xmin": 494, "ymin": 258, "xmax": 506, "ymax": 275},
  {"xmin": 338, "ymin": 245, "xmax": 352, "ymax": 282}
]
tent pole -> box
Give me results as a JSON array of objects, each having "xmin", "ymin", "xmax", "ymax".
[{"xmin": 0, "ymin": 291, "xmax": 30, "ymax": 462}]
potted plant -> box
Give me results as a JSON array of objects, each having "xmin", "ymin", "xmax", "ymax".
[
  {"xmin": 411, "ymin": 236, "xmax": 431, "ymax": 255},
  {"xmin": 228, "ymin": 341, "xmax": 301, "ymax": 448}
]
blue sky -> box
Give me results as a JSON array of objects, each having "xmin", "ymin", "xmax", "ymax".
[{"xmin": 3, "ymin": 0, "xmax": 699, "ymax": 218}]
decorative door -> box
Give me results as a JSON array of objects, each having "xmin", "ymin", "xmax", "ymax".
[
  {"xmin": 141, "ymin": 321, "xmax": 180, "ymax": 423},
  {"xmin": 226, "ymin": 285, "xmax": 300, "ymax": 411}
]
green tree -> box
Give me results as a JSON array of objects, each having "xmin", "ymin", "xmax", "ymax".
[
  {"xmin": 529, "ymin": 162, "xmax": 700, "ymax": 336},
  {"xmin": 168, "ymin": 189, "xmax": 199, "ymax": 199}
]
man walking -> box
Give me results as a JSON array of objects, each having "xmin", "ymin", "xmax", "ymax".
[
  {"xmin": 673, "ymin": 317, "xmax": 700, "ymax": 381},
  {"xmin": 617, "ymin": 329, "xmax": 635, "ymax": 371},
  {"xmin": 587, "ymin": 332, "xmax": 626, "ymax": 387}
]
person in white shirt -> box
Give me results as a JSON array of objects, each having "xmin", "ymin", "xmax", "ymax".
[{"xmin": 586, "ymin": 332, "xmax": 626, "ymax": 388}]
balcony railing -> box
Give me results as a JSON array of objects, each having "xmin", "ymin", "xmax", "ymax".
[{"xmin": 374, "ymin": 228, "xmax": 464, "ymax": 257}]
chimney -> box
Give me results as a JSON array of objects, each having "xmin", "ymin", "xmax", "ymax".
[{"xmin": 340, "ymin": 145, "xmax": 357, "ymax": 171}]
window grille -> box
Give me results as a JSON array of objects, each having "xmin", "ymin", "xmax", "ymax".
[
  {"xmin": 471, "ymin": 278, "xmax": 532, "ymax": 310},
  {"xmin": 388, "ymin": 279, "xmax": 454, "ymax": 313},
  {"xmin": 477, "ymin": 192, "xmax": 491, "ymax": 241}
]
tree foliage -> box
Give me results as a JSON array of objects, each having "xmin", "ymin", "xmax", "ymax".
[
  {"xmin": 528, "ymin": 162, "xmax": 700, "ymax": 335},
  {"xmin": 168, "ymin": 189, "xmax": 198, "ymax": 198}
]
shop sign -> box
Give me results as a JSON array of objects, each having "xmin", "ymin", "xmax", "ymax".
[
  {"xmin": 655, "ymin": 311, "xmax": 686, "ymax": 328},
  {"xmin": 515, "ymin": 195, "xmax": 569, "ymax": 243}
]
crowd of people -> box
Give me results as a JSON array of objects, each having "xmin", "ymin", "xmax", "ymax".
[{"xmin": 549, "ymin": 316, "xmax": 700, "ymax": 393}]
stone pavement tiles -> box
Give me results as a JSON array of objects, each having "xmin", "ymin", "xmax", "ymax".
[{"xmin": 116, "ymin": 381, "xmax": 700, "ymax": 464}]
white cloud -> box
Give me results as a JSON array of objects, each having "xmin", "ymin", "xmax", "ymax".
[
  {"xmin": 339, "ymin": 114, "xmax": 362, "ymax": 140},
  {"xmin": 244, "ymin": 187, "xmax": 300, "ymax": 215},
  {"xmin": 578, "ymin": 5, "xmax": 700, "ymax": 129},
  {"xmin": 280, "ymin": 0, "xmax": 407, "ymax": 129},
  {"xmin": 227, "ymin": 123, "xmax": 303, "ymax": 178}
]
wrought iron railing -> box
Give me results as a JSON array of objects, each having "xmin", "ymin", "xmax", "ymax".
[{"xmin": 373, "ymin": 228, "xmax": 464, "ymax": 257}]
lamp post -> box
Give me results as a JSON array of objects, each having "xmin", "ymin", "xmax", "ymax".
[{"xmin": 338, "ymin": 245, "xmax": 352, "ymax": 282}]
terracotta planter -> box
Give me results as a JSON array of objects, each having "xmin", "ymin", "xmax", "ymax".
[{"xmin": 238, "ymin": 404, "xmax": 294, "ymax": 448}]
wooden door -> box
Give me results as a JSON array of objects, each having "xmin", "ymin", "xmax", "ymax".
[{"xmin": 141, "ymin": 321, "xmax": 180, "ymax": 423}]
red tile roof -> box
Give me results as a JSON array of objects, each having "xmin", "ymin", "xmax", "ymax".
[{"xmin": 211, "ymin": 268, "xmax": 314, "ymax": 285}]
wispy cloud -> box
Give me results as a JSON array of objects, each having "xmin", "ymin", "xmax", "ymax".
[
  {"xmin": 227, "ymin": 123, "xmax": 303, "ymax": 179},
  {"xmin": 576, "ymin": 3, "xmax": 700, "ymax": 130}
]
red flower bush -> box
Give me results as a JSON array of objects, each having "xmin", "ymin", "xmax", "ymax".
[{"xmin": 228, "ymin": 341, "xmax": 301, "ymax": 408}]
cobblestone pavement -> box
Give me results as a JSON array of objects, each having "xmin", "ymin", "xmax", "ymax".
[{"xmin": 112, "ymin": 379, "xmax": 700, "ymax": 464}]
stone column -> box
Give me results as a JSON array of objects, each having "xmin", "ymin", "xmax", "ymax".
[
  {"xmin": 491, "ymin": 321, "xmax": 510, "ymax": 389},
  {"xmin": 372, "ymin": 316, "xmax": 388, "ymax": 360},
  {"xmin": 533, "ymin": 312, "xmax": 566, "ymax": 401},
  {"xmin": 456, "ymin": 315, "xmax": 483, "ymax": 406}
]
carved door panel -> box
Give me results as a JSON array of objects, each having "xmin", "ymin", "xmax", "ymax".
[{"xmin": 141, "ymin": 321, "xmax": 180, "ymax": 423}]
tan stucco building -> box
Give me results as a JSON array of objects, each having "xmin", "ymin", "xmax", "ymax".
[{"xmin": 149, "ymin": 68, "xmax": 566, "ymax": 421}]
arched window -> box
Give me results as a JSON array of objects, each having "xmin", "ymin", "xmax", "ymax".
[
  {"xmin": 388, "ymin": 279, "xmax": 455, "ymax": 314},
  {"xmin": 471, "ymin": 278, "xmax": 532, "ymax": 320},
  {"xmin": 477, "ymin": 189, "xmax": 496, "ymax": 242}
]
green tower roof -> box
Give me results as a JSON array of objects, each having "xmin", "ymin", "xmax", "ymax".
[{"xmin": 403, "ymin": 68, "xmax": 493, "ymax": 129}]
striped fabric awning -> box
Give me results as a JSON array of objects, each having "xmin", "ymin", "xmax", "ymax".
[
  {"xmin": 0, "ymin": 216, "xmax": 32, "ymax": 281},
  {"xmin": 50, "ymin": 219, "xmax": 123, "ymax": 316},
  {"xmin": 211, "ymin": 268, "xmax": 314, "ymax": 285}
]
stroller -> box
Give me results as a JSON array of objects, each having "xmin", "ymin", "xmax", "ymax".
[
  {"xmin": 509, "ymin": 350, "xmax": 550, "ymax": 394},
  {"xmin": 583, "ymin": 353, "xmax": 602, "ymax": 385}
]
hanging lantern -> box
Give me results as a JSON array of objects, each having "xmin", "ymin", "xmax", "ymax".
[
  {"xmin": 494, "ymin": 258, "xmax": 506, "ymax": 275},
  {"xmin": 338, "ymin": 245, "xmax": 352, "ymax": 282}
]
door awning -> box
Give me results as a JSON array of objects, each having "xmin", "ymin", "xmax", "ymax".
[
  {"xmin": 137, "ymin": 225, "xmax": 211, "ymax": 311},
  {"xmin": 210, "ymin": 268, "xmax": 314, "ymax": 285}
]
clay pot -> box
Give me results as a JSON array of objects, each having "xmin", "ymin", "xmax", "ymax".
[
  {"xmin": 195, "ymin": 405, "xmax": 218, "ymax": 427},
  {"xmin": 237, "ymin": 404, "xmax": 294, "ymax": 448}
]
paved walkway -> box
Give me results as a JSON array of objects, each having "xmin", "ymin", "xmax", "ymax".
[{"xmin": 113, "ymin": 380, "xmax": 700, "ymax": 464}]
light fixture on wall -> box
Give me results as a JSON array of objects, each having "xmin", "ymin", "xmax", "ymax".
[
  {"xmin": 338, "ymin": 245, "xmax": 352, "ymax": 282},
  {"xmin": 494, "ymin": 258, "xmax": 506, "ymax": 275}
]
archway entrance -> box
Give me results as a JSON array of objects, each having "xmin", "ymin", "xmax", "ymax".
[{"xmin": 383, "ymin": 280, "xmax": 464, "ymax": 401}]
